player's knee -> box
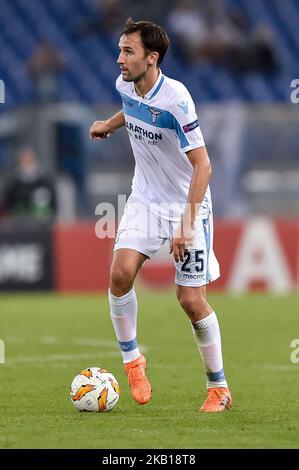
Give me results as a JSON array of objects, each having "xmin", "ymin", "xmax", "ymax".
[
  {"xmin": 178, "ymin": 292, "xmax": 200, "ymax": 314},
  {"xmin": 110, "ymin": 264, "xmax": 134, "ymax": 292},
  {"xmin": 177, "ymin": 289, "xmax": 208, "ymax": 320}
]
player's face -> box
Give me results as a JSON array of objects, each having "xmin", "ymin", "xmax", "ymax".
[{"xmin": 117, "ymin": 32, "xmax": 152, "ymax": 82}]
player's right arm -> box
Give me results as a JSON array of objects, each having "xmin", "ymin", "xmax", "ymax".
[{"xmin": 89, "ymin": 110, "xmax": 125, "ymax": 141}]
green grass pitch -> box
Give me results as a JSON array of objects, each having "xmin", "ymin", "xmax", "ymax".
[{"xmin": 0, "ymin": 291, "xmax": 298, "ymax": 449}]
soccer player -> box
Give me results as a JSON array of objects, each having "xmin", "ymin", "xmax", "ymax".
[{"xmin": 90, "ymin": 19, "xmax": 232, "ymax": 412}]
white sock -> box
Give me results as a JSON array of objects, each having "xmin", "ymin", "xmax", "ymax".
[
  {"xmin": 191, "ymin": 311, "xmax": 228, "ymax": 389},
  {"xmin": 108, "ymin": 287, "xmax": 141, "ymax": 363}
]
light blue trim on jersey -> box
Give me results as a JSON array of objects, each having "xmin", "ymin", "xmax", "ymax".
[
  {"xmin": 148, "ymin": 75, "xmax": 165, "ymax": 99},
  {"xmin": 203, "ymin": 217, "xmax": 211, "ymax": 283},
  {"xmin": 119, "ymin": 92, "xmax": 189, "ymax": 149},
  {"xmin": 118, "ymin": 338, "xmax": 138, "ymax": 352}
]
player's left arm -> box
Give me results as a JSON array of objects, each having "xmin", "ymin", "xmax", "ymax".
[{"xmin": 170, "ymin": 146, "xmax": 211, "ymax": 262}]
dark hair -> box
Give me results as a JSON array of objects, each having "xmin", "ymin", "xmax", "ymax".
[{"xmin": 121, "ymin": 18, "xmax": 169, "ymax": 66}]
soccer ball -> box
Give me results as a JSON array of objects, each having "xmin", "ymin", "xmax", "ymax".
[{"xmin": 70, "ymin": 367, "xmax": 120, "ymax": 412}]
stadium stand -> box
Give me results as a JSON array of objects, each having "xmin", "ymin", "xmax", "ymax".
[{"xmin": 0, "ymin": 0, "xmax": 299, "ymax": 109}]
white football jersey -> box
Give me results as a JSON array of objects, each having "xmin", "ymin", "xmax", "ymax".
[{"xmin": 116, "ymin": 71, "xmax": 212, "ymax": 220}]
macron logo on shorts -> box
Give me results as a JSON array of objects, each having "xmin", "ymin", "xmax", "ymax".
[{"xmin": 183, "ymin": 119, "xmax": 199, "ymax": 133}]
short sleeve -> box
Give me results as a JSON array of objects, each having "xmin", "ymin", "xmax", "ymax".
[{"xmin": 170, "ymin": 88, "xmax": 205, "ymax": 153}]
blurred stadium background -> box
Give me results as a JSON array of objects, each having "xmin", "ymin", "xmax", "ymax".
[
  {"xmin": 0, "ymin": 0, "xmax": 298, "ymax": 294},
  {"xmin": 1, "ymin": 0, "xmax": 299, "ymax": 451},
  {"xmin": 0, "ymin": 0, "xmax": 299, "ymax": 291}
]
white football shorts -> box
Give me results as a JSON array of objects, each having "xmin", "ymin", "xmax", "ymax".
[{"xmin": 114, "ymin": 196, "xmax": 220, "ymax": 287}]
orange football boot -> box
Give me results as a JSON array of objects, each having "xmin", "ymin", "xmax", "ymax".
[
  {"xmin": 124, "ymin": 355, "xmax": 151, "ymax": 405},
  {"xmin": 199, "ymin": 387, "xmax": 232, "ymax": 412}
]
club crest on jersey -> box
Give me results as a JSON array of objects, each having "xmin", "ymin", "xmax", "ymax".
[{"xmin": 148, "ymin": 107, "xmax": 162, "ymax": 125}]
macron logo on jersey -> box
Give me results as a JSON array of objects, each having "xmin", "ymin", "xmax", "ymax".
[
  {"xmin": 183, "ymin": 119, "xmax": 199, "ymax": 133},
  {"xmin": 177, "ymin": 101, "xmax": 189, "ymax": 114}
]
